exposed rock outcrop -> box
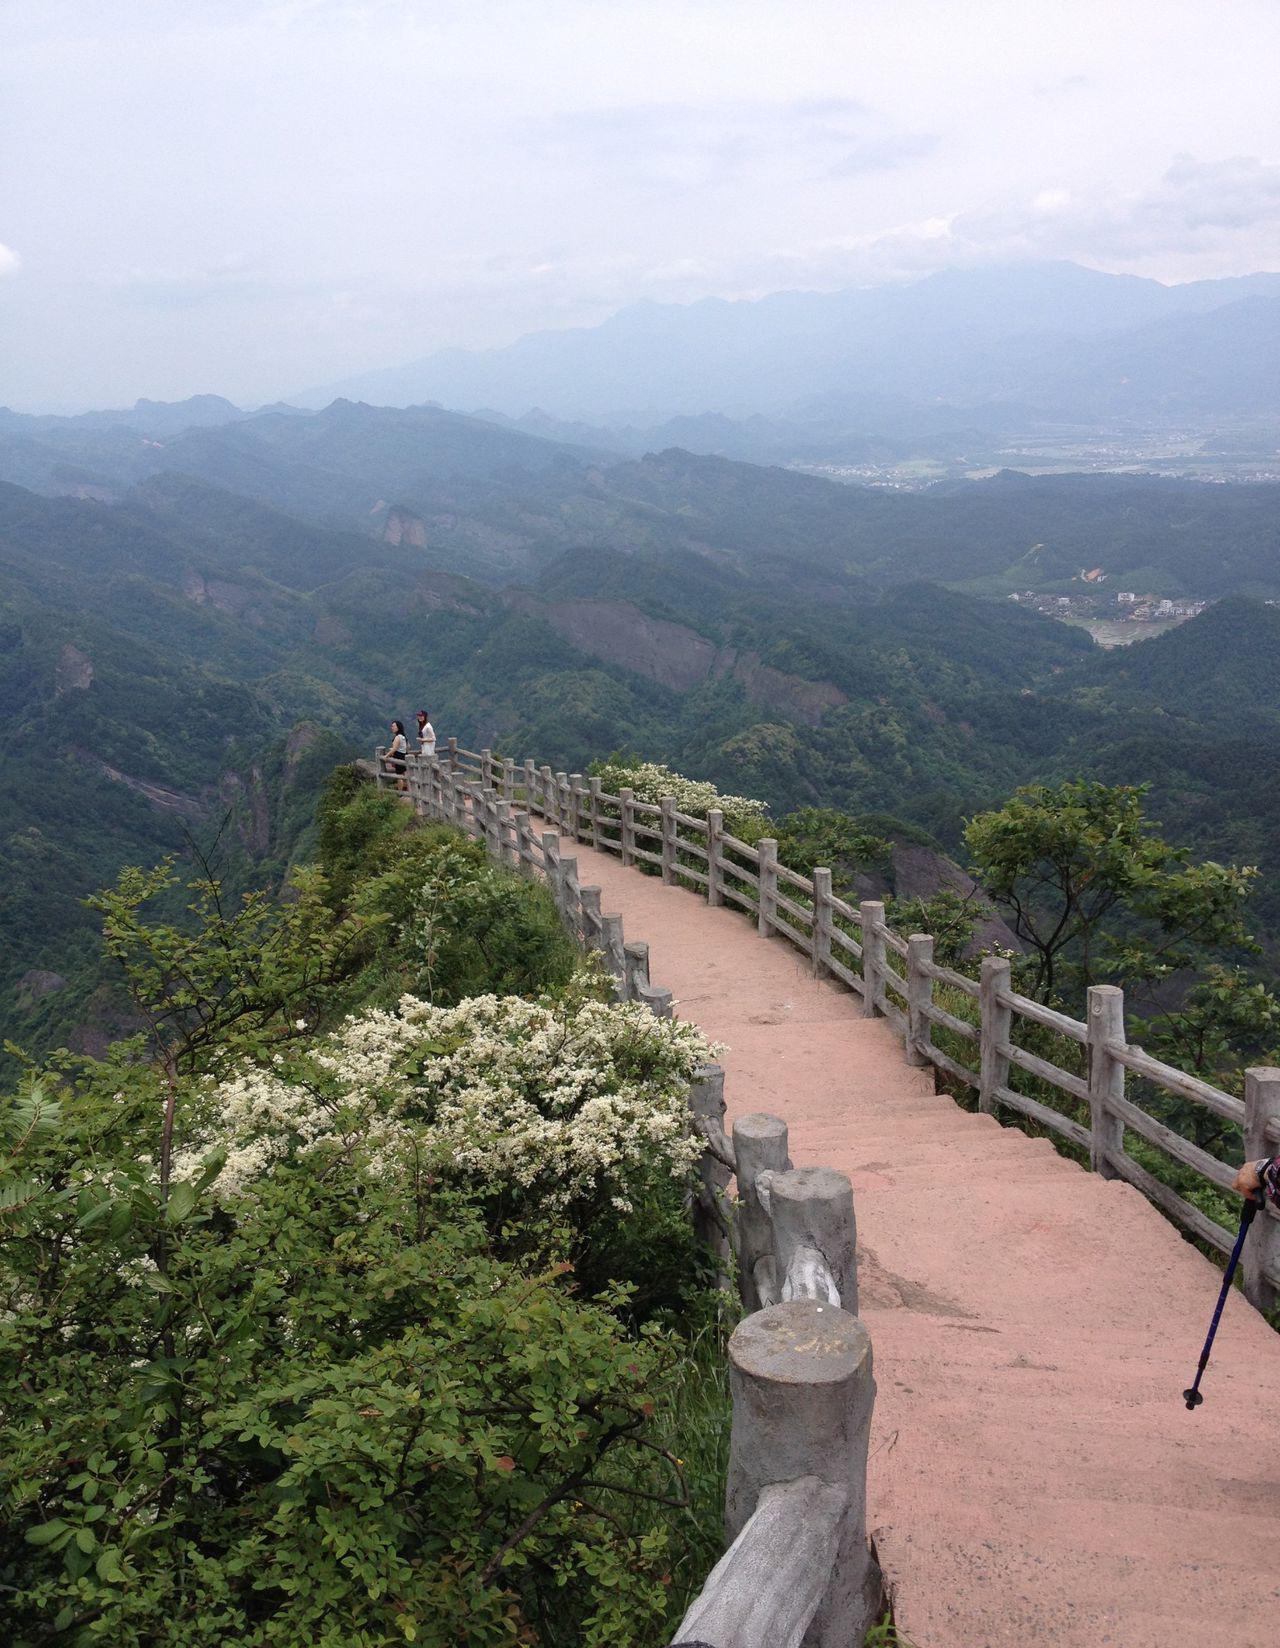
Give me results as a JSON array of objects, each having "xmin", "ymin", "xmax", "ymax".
[
  {"xmin": 55, "ymin": 643, "xmax": 94, "ymax": 695},
  {"xmin": 506, "ymin": 594, "xmax": 848, "ymax": 726},
  {"xmin": 17, "ymin": 969, "xmax": 67, "ymax": 1010}
]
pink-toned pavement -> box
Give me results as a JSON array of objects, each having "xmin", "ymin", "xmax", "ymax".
[{"xmin": 559, "ymin": 835, "xmax": 1280, "ymax": 1648}]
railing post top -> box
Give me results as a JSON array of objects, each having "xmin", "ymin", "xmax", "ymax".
[
  {"xmin": 770, "ymin": 1163, "xmax": 853, "ymax": 1204},
  {"xmin": 1245, "ymin": 1066, "xmax": 1280, "ymax": 1093},
  {"xmin": 733, "ymin": 1111, "xmax": 789, "ymax": 1147},
  {"xmin": 729, "ymin": 1299, "xmax": 869, "ymax": 1386},
  {"xmin": 859, "ymin": 898, "xmax": 884, "ymax": 918},
  {"xmin": 1088, "ymin": 984, "xmax": 1125, "ymax": 1023},
  {"xmin": 620, "ymin": 785, "xmax": 634, "ymax": 800},
  {"xmin": 980, "ymin": 953, "xmax": 1011, "ymax": 979},
  {"xmin": 812, "ymin": 865, "xmax": 832, "ymax": 887},
  {"xmin": 907, "ymin": 931, "xmax": 933, "ymax": 953},
  {"xmin": 758, "ymin": 836, "xmax": 777, "ymax": 851}
]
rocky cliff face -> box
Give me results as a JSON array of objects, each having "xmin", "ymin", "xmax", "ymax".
[
  {"xmin": 55, "ymin": 643, "xmax": 94, "ymax": 695},
  {"xmin": 854, "ymin": 840, "xmax": 1021, "ymax": 957},
  {"xmin": 505, "ymin": 594, "xmax": 848, "ymax": 727}
]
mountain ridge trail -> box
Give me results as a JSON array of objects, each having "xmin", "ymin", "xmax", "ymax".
[{"xmin": 556, "ymin": 832, "xmax": 1280, "ymax": 1647}]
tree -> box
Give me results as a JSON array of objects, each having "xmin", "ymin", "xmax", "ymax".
[{"xmin": 964, "ymin": 780, "xmax": 1257, "ymax": 1002}]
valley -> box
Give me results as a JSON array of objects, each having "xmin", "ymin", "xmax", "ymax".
[{"xmin": 1, "ymin": 390, "xmax": 1279, "ymax": 1056}]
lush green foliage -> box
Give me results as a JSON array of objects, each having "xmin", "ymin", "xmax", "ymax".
[
  {"xmin": 965, "ymin": 780, "xmax": 1258, "ymax": 1000},
  {"xmin": 0, "ymin": 784, "xmax": 729, "ymax": 1647}
]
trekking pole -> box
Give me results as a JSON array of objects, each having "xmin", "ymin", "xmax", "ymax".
[{"xmin": 1183, "ymin": 1195, "xmax": 1261, "ymax": 1410}]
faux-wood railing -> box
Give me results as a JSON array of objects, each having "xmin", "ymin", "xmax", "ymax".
[
  {"xmin": 378, "ymin": 740, "xmax": 1280, "ymax": 1319},
  {"xmin": 373, "ymin": 745, "xmax": 884, "ymax": 1647}
]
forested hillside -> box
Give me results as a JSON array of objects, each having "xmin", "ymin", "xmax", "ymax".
[
  {"xmin": 2, "ymin": 402, "xmax": 1280, "ymax": 1053},
  {"xmin": 3, "ymin": 399, "xmax": 1279, "ymax": 596}
]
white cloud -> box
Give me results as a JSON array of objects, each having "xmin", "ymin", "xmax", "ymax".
[
  {"xmin": 949, "ymin": 155, "xmax": 1280, "ymax": 265},
  {"xmin": 0, "ymin": 243, "xmax": 20, "ymax": 276}
]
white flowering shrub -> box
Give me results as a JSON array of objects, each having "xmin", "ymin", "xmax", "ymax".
[
  {"xmin": 176, "ymin": 992, "xmax": 716, "ymax": 1216},
  {"xmin": 591, "ymin": 759, "xmax": 768, "ymax": 837}
]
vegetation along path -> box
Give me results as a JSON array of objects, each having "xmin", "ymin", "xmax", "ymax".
[{"xmin": 556, "ymin": 831, "xmax": 1280, "ymax": 1648}]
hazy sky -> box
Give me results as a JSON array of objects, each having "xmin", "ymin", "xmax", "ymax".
[{"xmin": 3, "ymin": 0, "xmax": 1280, "ymax": 410}]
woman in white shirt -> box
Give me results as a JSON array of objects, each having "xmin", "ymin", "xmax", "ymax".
[{"xmin": 415, "ymin": 710, "xmax": 437, "ymax": 759}]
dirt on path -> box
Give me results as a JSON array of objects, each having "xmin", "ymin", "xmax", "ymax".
[{"xmin": 559, "ymin": 834, "xmax": 1280, "ymax": 1648}]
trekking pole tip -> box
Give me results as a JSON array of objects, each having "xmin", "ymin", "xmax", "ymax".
[{"xmin": 1183, "ymin": 1387, "xmax": 1204, "ymax": 1410}]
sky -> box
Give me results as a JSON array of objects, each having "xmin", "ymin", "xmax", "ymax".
[{"xmin": 2, "ymin": 0, "xmax": 1280, "ymax": 411}]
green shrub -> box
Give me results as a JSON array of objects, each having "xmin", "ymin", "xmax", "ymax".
[
  {"xmin": 0, "ymin": 1077, "xmax": 695, "ymax": 1646},
  {"xmin": 0, "ymin": 776, "xmax": 731, "ymax": 1646}
]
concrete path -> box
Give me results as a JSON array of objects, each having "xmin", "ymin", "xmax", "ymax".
[{"xmin": 559, "ymin": 835, "xmax": 1280, "ymax": 1648}]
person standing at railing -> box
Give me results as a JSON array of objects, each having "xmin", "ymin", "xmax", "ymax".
[
  {"xmin": 415, "ymin": 709, "xmax": 436, "ymax": 761},
  {"xmin": 384, "ymin": 720, "xmax": 410, "ymax": 792}
]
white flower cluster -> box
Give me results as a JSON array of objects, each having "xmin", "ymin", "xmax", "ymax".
[
  {"xmin": 175, "ymin": 994, "xmax": 719, "ymax": 1214},
  {"xmin": 594, "ymin": 761, "xmax": 767, "ymax": 830}
]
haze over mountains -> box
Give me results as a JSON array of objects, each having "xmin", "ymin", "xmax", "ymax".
[{"xmin": 295, "ymin": 263, "xmax": 1280, "ymax": 423}]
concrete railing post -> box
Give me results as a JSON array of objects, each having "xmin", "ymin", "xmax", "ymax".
[
  {"xmin": 558, "ymin": 854, "xmax": 580, "ymax": 930},
  {"xmin": 757, "ymin": 839, "xmax": 778, "ymax": 936},
  {"xmin": 906, "ymin": 933, "xmax": 934, "ymax": 1067},
  {"xmin": 1087, "ymin": 984, "xmax": 1126, "ymax": 1178},
  {"xmin": 447, "ymin": 736, "xmax": 458, "ymax": 773},
  {"xmin": 541, "ymin": 831, "xmax": 562, "ymax": 907},
  {"xmin": 579, "ymin": 885, "xmax": 603, "ymax": 949},
  {"xmin": 858, "ymin": 901, "xmax": 885, "ymax": 1018},
  {"xmin": 1243, "ymin": 1066, "xmax": 1280, "ymax": 1313},
  {"xmin": 619, "ymin": 788, "xmax": 636, "ymax": 866},
  {"xmin": 501, "ymin": 757, "xmax": 515, "ymax": 802},
  {"xmin": 689, "ymin": 1063, "xmax": 731, "ymax": 1273},
  {"xmin": 588, "ymin": 776, "xmax": 603, "ymax": 850},
  {"xmin": 810, "ymin": 866, "xmax": 833, "ymax": 978},
  {"xmin": 767, "ymin": 1167, "xmax": 857, "ymax": 1313},
  {"xmin": 522, "ymin": 758, "xmax": 537, "ymax": 813},
  {"xmin": 495, "ymin": 799, "xmax": 516, "ymax": 867},
  {"xmin": 569, "ymin": 774, "xmax": 585, "ymax": 842},
  {"xmin": 513, "ymin": 811, "xmax": 535, "ymax": 877},
  {"xmin": 723, "ymin": 1301, "xmax": 882, "ymax": 1648},
  {"xmin": 600, "ymin": 914, "xmax": 627, "ymax": 995},
  {"xmin": 660, "ymin": 796, "xmax": 678, "ymax": 884},
  {"xmin": 978, "ymin": 955, "xmax": 1012, "ymax": 1115},
  {"xmin": 706, "ymin": 808, "xmax": 725, "ymax": 908},
  {"xmin": 733, "ymin": 1112, "xmax": 791, "ymax": 1313},
  {"xmin": 374, "ymin": 746, "xmax": 387, "ymax": 789},
  {"xmin": 479, "ymin": 747, "xmax": 492, "ymax": 789},
  {"xmin": 623, "ymin": 939, "xmax": 649, "ymax": 1001},
  {"xmin": 540, "ymin": 766, "xmax": 557, "ymax": 830}
]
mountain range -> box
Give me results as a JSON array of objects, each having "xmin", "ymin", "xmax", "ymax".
[
  {"xmin": 293, "ymin": 262, "xmax": 1280, "ymax": 423},
  {"xmin": 2, "ymin": 391, "xmax": 1280, "ymax": 1058}
]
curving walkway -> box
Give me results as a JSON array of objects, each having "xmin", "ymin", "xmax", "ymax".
[{"xmin": 557, "ymin": 833, "xmax": 1280, "ymax": 1648}]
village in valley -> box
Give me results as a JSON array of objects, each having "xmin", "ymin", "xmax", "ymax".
[{"xmin": 1007, "ymin": 572, "xmax": 1211, "ymax": 644}]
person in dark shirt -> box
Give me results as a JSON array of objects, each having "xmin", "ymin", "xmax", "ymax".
[{"xmin": 384, "ymin": 720, "xmax": 409, "ymax": 792}]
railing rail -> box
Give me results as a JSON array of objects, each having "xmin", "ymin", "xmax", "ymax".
[{"xmin": 375, "ymin": 748, "xmax": 884, "ymax": 1645}]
